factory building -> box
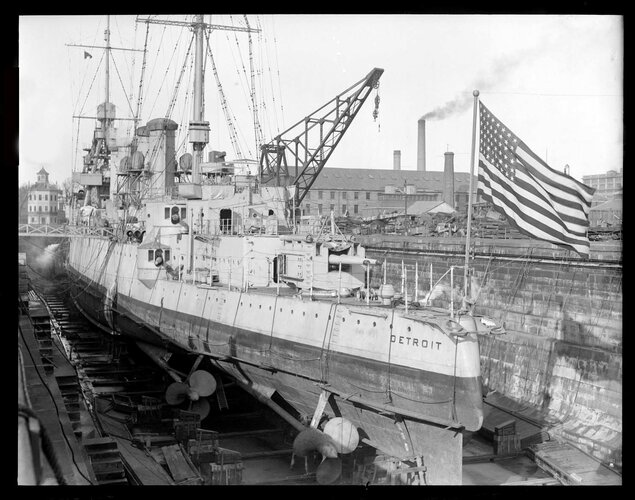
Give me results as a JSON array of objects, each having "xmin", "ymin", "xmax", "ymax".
[
  {"xmin": 580, "ymin": 168, "xmax": 622, "ymax": 227},
  {"xmin": 582, "ymin": 169, "xmax": 623, "ymax": 206},
  {"xmin": 299, "ymin": 150, "xmax": 475, "ymax": 218}
]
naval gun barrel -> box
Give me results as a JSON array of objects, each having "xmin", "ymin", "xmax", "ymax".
[{"xmin": 328, "ymin": 255, "xmax": 378, "ymax": 266}]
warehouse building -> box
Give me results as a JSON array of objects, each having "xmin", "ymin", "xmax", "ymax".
[
  {"xmin": 299, "ymin": 151, "xmax": 475, "ymax": 218},
  {"xmin": 582, "ymin": 169, "xmax": 623, "ymax": 206}
]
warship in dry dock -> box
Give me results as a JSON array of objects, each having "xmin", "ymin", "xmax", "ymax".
[{"xmin": 66, "ymin": 15, "xmax": 503, "ymax": 484}]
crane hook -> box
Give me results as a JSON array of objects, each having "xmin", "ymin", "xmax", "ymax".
[{"xmin": 373, "ymin": 85, "xmax": 381, "ymax": 132}]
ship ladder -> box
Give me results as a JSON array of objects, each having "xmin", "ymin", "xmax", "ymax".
[{"xmin": 320, "ymin": 304, "xmax": 341, "ymax": 381}]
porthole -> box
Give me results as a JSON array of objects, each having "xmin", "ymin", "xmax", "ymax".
[
  {"xmin": 291, "ymin": 310, "xmax": 293, "ymax": 314},
  {"xmin": 373, "ymin": 322, "xmax": 376, "ymax": 327},
  {"xmin": 269, "ymin": 306, "xmax": 272, "ymax": 310},
  {"xmin": 407, "ymin": 326, "xmax": 411, "ymax": 332},
  {"xmin": 357, "ymin": 319, "xmax": 360, "ymax": 325},
  {"xmin": 259, "ymin": 305, "xmax": 262, "ymax": 309},
  {"xmin": 315, "ymin": 313, "xmax": 318, "ymax": 318},
  {"xmin": 303, "ymin": 311, "xmax": 305, "ymax": 316},
  {"xmin": 342, "ymin": 318, "xmax": 345, "ymax": 322},
  {"xmin": 280, "ymin": 308, "xmax": 283, "ymax": 312}
]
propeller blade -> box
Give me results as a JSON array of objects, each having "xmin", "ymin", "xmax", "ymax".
[
  {"xmin": 188, "ymin": 370, "xmax": 217, "ymax": 397},
  {"xmin": 323, "ymin": 417, "xmax": 359, "ymax": 454},
  {"xmin": 189, "ymin": 398, "xmax": 211, "ymax": 420},
  {"xmin": 316, "ymin": 457, "xmax": 342, "ymax": 484},
  {"xmin": 165, "ymin": 382, "xmax": 189, "ymax": 405}
]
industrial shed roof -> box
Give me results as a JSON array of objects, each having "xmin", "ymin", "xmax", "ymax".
[{"xmin": 309, "ymin": 167, "xmax": 474, "ymax": 193}]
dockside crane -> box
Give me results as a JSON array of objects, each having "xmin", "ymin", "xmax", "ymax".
[{"xmin": 258, "ymin": 67, "xmax": 383, "ymax": 205}]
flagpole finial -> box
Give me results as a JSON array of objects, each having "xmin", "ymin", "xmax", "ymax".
[{"xmin": 473, "ymin": 90, "xmax": 479, "ymax": 97}]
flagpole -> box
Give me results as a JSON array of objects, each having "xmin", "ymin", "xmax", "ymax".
[{"xmin": 463, "ymin": 90, "xmax": 480, "ymax": 308}]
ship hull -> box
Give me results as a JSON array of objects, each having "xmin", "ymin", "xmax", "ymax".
[{"xmin": 67, "ymin": 237, "xmax": 483, "ymax": 484}]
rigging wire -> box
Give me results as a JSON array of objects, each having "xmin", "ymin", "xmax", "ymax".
[
  {"xmin": 255, "ymin": 17, "xmax": 271, "ymax": 141},
  {"xmin": 138, "ymin": 32, "xmax": 194, "ymax": 201},
  {"xmin": 223, "ymin": 28, "xmax": 254, "ymax": 158},
  {"xmin": 244, "ymin": 15, "xmax": 265, "ymax": 153},
  {"xmin": 270, "ymin": 15, "xmax": 286, "ymax": 129},
  {"xmin": 127, "ymin": 18, "xmax": 139, "ymax": 138},
  {"xmin": 146, "ymin": 23, "xmax": 186, "ymax": 119},
  {"xmin": 204, "ymin": 29, "xmax": 244, "ymax": 160},
  {"xmin": 259, "ymin": 16, "xmax": 281, "ymax": 137},
  {"xmin": 75, "ymin": 50, "xmax": 106, "ymax": 126},
  {"xmin": 174, "ymin": 55, "xmax": 194, "ymax": 162},
  {"xmin": 110, "ymin": 54, "xmax": 137, "ymax": 119},
  {"xmin": 142, "ymin": 22, "xmax": 168, "ymax": 112},
  {"xmin": 134, "ymin": 21, "xmax": 151, "ymax": 134}
]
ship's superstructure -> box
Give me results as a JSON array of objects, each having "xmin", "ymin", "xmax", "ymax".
[{"xmin": 65, "ymin": 15, "xmax": 503, "ymax": 484}]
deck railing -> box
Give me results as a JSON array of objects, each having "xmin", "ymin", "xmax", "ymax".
[{"xmin": 18, "ymin": 224, "xmax": 115, "ymax": 238}]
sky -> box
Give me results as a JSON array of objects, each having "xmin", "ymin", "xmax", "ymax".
[{"xmin": 18, "ymin": 14, "xmax": 623, "ymax": 188}]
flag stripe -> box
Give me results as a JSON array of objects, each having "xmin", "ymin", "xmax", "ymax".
[
  {"xmin": 515, "ymin": 146, "xmax": 595, "ymax": 207},
  {"xmin": 516, "ymin": 142, "xmax": 596, "ymax": 200},
  {"xmin": 515, "ymin": 152, "xmax": 593, "ymax": 218},
  {"xmin": 512, "ymin": 160, "xmax": 591, "ymax": 232},
  {"xmin": 478, "ymin": 172, "xmax": 590, "ymax": 255},
  {"xmin": 479, "ymin": 157, "xmax": 590, "ymax": 246},
  {"xmin": 478, "ymin": 181, "xmax": 588, "ymax": 255},
  {"xmin": 496, "ymin": 166, "xmax": 587, "ymax": 237},
  {"xmin": 484, "ymin": 157, "xmax": 589, "ymax": 237},
  {"xmin": 477, "ymin": 102, "xmax": 594, "ymax": 257}
]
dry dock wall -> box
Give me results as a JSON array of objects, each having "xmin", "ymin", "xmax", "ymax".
[{"xmin": 361, "ymin": 235, "xmax": 622, "ymax": 468}]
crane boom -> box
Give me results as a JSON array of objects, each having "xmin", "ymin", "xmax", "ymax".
[{"xmin": 258, "ymin": 67, "xmax": 383, "ymax": 205}]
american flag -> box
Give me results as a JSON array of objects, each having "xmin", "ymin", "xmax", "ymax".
[{"xmin": 478, "ymin": 102, "xmax": 595, "ymax": 257}]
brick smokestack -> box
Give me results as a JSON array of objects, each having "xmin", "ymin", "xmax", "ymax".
[
  {"xmin": 417, "ymin": 118, "xmax": 426, "ymax": 171},
  {"xmin": 443, "ymin": 151, "xmax": 455, "ymax": 208},
  {"xmin": 393, "ymin": 150, "xmax": 401, "ymax": 170}
]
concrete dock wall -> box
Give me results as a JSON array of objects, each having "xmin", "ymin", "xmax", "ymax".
[{"xmin": 361, "ymin": 235, "xmax": 622, "ymax": 467}]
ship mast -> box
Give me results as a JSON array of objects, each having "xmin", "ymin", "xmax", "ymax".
[
  {"xmin": 190, "ymin": 15, "xmax": 208, "ymax": 185},
  {"xmin": 136, "ymin": 15, "xmax": 260, "ymax": 186},
  {"xmin": 104, "ymin": 16, "xmax": 111, "ymax": 126}
]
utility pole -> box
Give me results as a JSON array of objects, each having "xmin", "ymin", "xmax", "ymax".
[{"xmin": 403, "ymin": 180, "xmax": 408, "ymax": 236}]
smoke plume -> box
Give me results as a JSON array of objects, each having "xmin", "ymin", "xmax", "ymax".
[
  {"xmin": 421, "ymin": 47, "xmax": 541, "ymax": 121},
  {"xmin": 36, "ymin": 243, "xmax": 60, "ymax": 269}
]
